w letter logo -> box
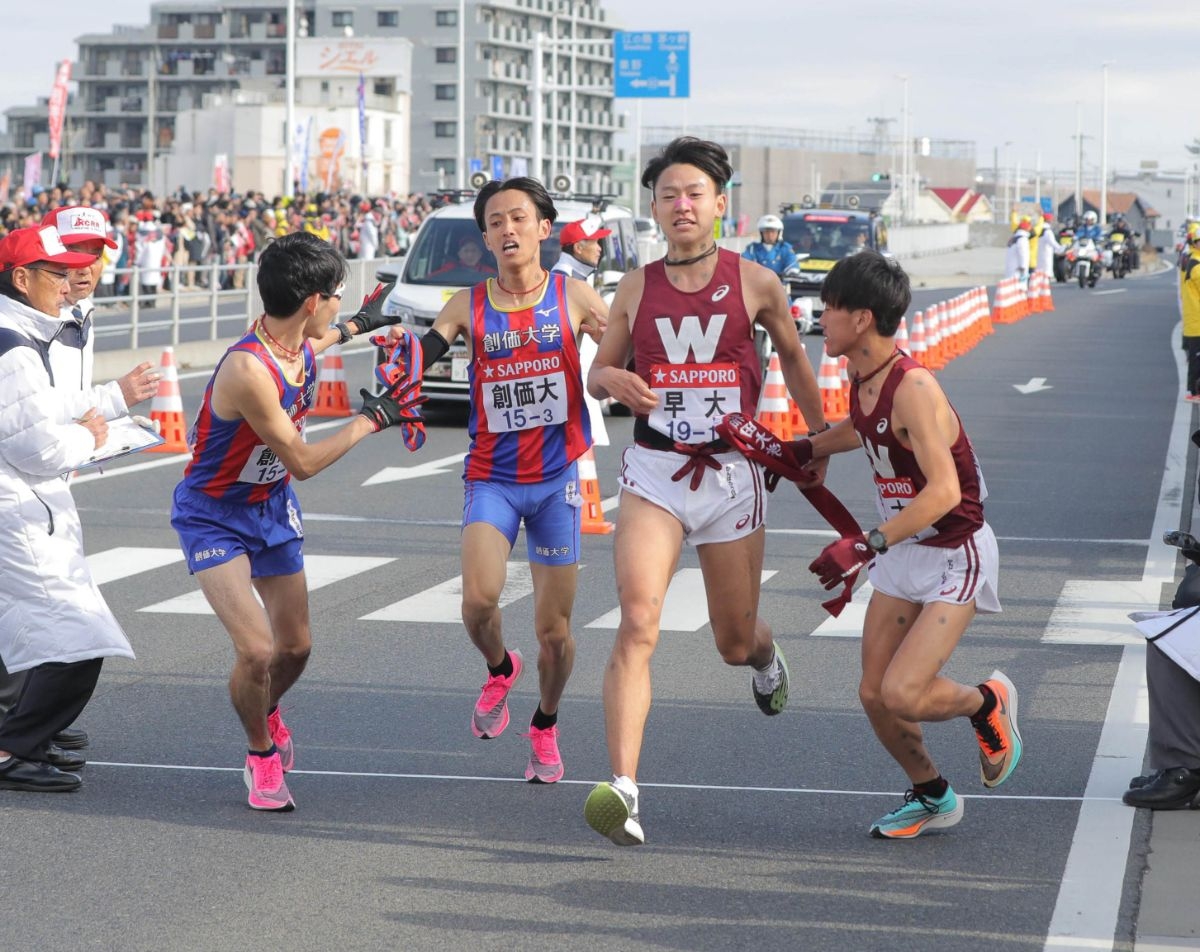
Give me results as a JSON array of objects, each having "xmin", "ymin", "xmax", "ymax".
[{"xmin": 654, "ymin": 313, "xmax": 727, "ymax": 363}]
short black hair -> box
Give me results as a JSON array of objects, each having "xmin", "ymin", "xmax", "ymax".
[
  {"xmin": 820, "ymin": 250, "xmax": 912, "ymax": 337},
  {"xmin": 473, "ymin": 177, "xmax": 557, "ymax": 231},
  {"xmin": 641, "ymin": 136, "xmax": 732, "ymax": 194},
  {"xmin": 256, "ymin": 232, "xmax": 347, "ymax": 318}
]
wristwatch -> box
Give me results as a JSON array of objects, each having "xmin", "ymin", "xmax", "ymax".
[
  {"xmin": 866, "ymin": 528, "xmax": 889, "ymax": 554},
  {"xmin": 334, "ymin": 321, "xmax": 354, "ymax": 345}
]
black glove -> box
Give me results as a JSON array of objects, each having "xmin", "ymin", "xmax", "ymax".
[
  {"xmin": 347, "ymin": 280, "xmax": 397, "ymax": 335},
  {"xmin": 358, "ymin": 378, "xmax": 427, "ymax": 433}
]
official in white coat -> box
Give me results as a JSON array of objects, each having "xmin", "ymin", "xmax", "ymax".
[
  {"xmin": 1034, "ymin": 213, "xmax": 1064, "ymax": 276},
  {"xmin": 0, "ymin": 225, "xmax": 135, "ymax": 793}
]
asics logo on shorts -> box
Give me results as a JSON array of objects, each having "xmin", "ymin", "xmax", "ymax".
[
  {"xmin": 711, "ymin": 284, "xmax": 730, "ymax": 302},
  {"xmin": 735, "ymin": 514, "xmax": 751, "ymax": 530}
]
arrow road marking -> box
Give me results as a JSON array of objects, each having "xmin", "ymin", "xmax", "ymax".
[
  {"xmin": 1013, "ymin": 377, "xmax": 1052, "ymax": 394},
  {"xmin": 362, "ymin": 452, "xmax": 467, "ymax": 486}
]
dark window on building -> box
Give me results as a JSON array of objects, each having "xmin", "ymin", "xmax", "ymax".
[
  {"xmin": 332, "ymin": 11, "xmax": 353, "ymax": 28},
  {"xmin": 434, "ymin": 121, "xmax": 456, "ymax": 138},
  {"xmin": 377, "ymin": 10, "xmax": 399, "ymax": 27},
  {"xmin": 435, "ymin": 47, "xmax": 457, "ymax": 64},
  {"xmin": 435, "ymin": 10, "xmax": 458, "ymax": 27},
  {"xmin": 435, "ymin": 84, "xmax": 456, "ymax": 101}
]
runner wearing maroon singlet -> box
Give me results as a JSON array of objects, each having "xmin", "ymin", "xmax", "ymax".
[
  {"xmin": 583, "ymin": 137, "xmax": 826, "ymax": 846},
  {"xmin": 801, "ymin": 249, "xmax": 1022, "ymax": 839}
]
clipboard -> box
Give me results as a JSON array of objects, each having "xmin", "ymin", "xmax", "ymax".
[{"xmin": 70, "ymin": 415, "xmax": 166, "ymax": 472}]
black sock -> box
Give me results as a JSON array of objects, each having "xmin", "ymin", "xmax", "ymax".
[
  {"xmin": 530, "ymin": 706, "xmax": 557, "ymax": 730},
  {"xmin": 268, "ymin": 705, "xmax": 278, "ymax": 717},
  {"xmin": 248, "ymin": 744, "xmax": 278, "ymax": 759},
  {"xmin": 971, "ymin": 683, "xmax": 997, "ymax": 723},
  {"xmin": 913, "ymin": 776, "xmax": 949, "ymax": 799},
  {"xmin": 488, "ymin": 650, "xmax": 514, "ymax": 678}
]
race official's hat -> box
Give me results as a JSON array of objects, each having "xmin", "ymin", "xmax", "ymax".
[
  {"xmin": 559, "ymin": 217, "xmax": 612, "ymax": 246},
  {"xmin": 41, "ymin": 205, "xmax": 118, "ymax": 249},
  {"xmin": 0, "ymin": 225, "xmax": 96, "ymax": 271}
]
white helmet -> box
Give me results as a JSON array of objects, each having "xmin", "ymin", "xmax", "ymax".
[
  {"xmin": 757, "ymin": 214, "xmax": 783, "ymax": 232},
  {"xmin": 1083, "ymin": 210, "xmax": 1098, "ymax": 225}
]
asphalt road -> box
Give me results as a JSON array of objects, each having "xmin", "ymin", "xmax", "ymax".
[{"xmin": 1, "ymin": 269, "xmax": 1186, "ymax": 952}]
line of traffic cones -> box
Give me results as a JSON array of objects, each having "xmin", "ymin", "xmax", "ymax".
[
  {"xmin": 818, "ymin": 347, "xmax": 848, "ymax": 422},
  {"xmin": 755, "ymin": 352, "xmax": 793, "ymax": 439}
]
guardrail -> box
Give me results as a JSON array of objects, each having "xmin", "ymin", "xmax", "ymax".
[{"xmin": 91, "ymin": 256, "xmax": 405, "ymax": 350}]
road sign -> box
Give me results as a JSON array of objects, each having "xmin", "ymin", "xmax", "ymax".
[{"xmin": 614, "ymin": 31, "xmax": 690, "ymax": 99}]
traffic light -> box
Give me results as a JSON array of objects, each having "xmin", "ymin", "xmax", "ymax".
[{"xmin": 871, "ymin": 173, "xmax": 890, "ymax": 183}]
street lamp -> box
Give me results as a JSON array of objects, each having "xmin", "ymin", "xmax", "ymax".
[
  {"xmin": 455, "ymin": 0, "xmax": 464, "ymax": 188},
  {"xmin": 898, "ymin": 74, "xmax": 909, "ymax": 224},
  {"xmin": 1001, "ymin": 140, "xmax": 1012, "ymax": 223},
  {"xmin": 285, "ymin": 0, "xmax": 296, "ymax": 198},
  {"xmin": 1100, "ymin": 62, "xmax": 1109, "ymax": 225}
]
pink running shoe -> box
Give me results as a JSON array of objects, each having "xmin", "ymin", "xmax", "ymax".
[
  {"xmin": 471, "ymin": 648, "xmax": 524, "ymax": 739},
  {"xmin": 524, "ymin": 725, "xmax": 564, "ymax": 784},
  {"xmin": 243, "ymin": 751, "xmax": 295, "ymax": 812},
  {"xmin": 268, "ymin": 707, "xmax": 294, "ymax": 772}
]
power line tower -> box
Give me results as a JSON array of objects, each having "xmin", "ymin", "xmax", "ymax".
[{"xmin": 866, "ymin": 117, "xmax": 895, "ymax": 158}]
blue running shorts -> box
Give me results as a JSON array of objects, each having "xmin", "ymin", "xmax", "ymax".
[
  {"xmin": 171, "ymin": 482, "xmax": 305, "ymax": 578},
  {"xmin": 462, "ymin": 462, "xmax": 582, "ymax": 566}
]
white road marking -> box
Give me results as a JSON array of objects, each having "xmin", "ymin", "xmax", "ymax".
[
  {"xmin": 810, "ymin": 581, "xmax": 874, "ymax": 637},
  {"xmin": 362, "ymin": 452, "xmax": 468, "ymax": 486},
  {"xmin": 140, "ymin": 554, "xmax": 394, "ymax": 614},
  {"xmin": 362, "ymin": 562, "xmax": 534, "ymax": 623},
  {"xmin": 87, "ymin": 546, "xmax": 184, "ymax": 584},
  {"xmin": 584, "ymin": 568, "xmax": 776, "ymax": 631},
  {"xmin": 1042, "ymin": 326, "xmax": 1188, "ymax": 952}
]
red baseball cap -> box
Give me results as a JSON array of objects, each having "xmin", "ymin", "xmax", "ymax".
[
  {"xmin": 559, "ymin": 217, "xmax": 612, "ymax": 246},
  {"xmin": 0, "ymin": 225, "xmax": 96, "ymax": 272},
  {"xmin": 40, "ymin": 205, "xmax": 118, "ymax": 249}
]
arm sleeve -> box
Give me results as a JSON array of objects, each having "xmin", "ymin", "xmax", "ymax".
[{"xmin": 420, "ymin": 328, "xmax": 451, "ymax": 370}]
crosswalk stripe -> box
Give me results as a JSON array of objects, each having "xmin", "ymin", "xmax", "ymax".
[
  {"xmin": 810, "ymin": 581, "xmax": 873, "ymax": 638},
  {"xmin": 361, "ymin": 563, "xmax": 534, "ymax": 623},
  {"xmin": 87, "ymin": 546, "xmax": 184, "ymax": 585},
  {"xmin": 585, "ymin": 568, "xmax": 777, "ymax": 632},
  {"xmin": 139, "ymin": 554, "xmax": 394, "ymax": 615}
]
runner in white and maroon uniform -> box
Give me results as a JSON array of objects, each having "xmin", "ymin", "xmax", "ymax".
[
  {"xmin": 583, "ymin": 136, "xmax": 826, "ymax": 847},
  {"xmin": 802, "ymin": 249, "xmax": 1021, "ymax": 840}
]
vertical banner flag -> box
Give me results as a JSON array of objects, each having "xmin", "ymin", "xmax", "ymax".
[
  {"xmin": 299, "ymin": 117, "xmax": 313, "ymax": 192},
  {"xmin": 47, "ymin": 60, "xmax": 72, "ymax": 160},
  {"xmin": 23, "ymin": 153, "xmax": 42, "ymax": 191},
  {"xmin": 319, "ymin": 129, "xmax": 346, "ymax": 192},
  {"xmin": 357, "ymin": 73, "xmax": 368, "ymax": 182},
  {"xmin": 490, "ymin": 155, "xmax": 504, "ymax": 181},
  {"xmin": 0, "ymin": 169, "xmax": 11, "ymax": 204},
  {"xmin": 213, "ymin": 154, "xmax": 230, "ymax": 193}
]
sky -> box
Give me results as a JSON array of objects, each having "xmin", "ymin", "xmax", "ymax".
[{"xmin": 7, "ymin": 1, "xmax": 1197, "ymax": 179}]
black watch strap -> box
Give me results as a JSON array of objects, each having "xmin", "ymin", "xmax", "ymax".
[{"xmin": 334, "ymin": 321, "xmax": 354, "ymax": 345}]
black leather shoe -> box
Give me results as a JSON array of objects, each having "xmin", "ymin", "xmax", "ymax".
[
  {"xmin": 1122, "ymin": 766, "xmax": 1200, "ymax": 810},
  {"xmin": 52, "ymin": 727, "xmax": 89, "ymax": 750},
  {"xmin": 1128, "ymin": 770, "xmax": 1163, "ymax": 790},
  {"xmin": 42, "ymin": 744, "xmax": 86, "ymax": 771},
  {"xmin": 0, "ymin": 756, "xmax": 82, "ymax": 792}
]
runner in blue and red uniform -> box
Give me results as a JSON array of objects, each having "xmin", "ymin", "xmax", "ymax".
[
  {"xmin": 797, "ymin": 249, "xmax": 1021, "ymax": 838},
  {"xmin": 171, "ymin": 232, "xmax": 422, "ymax": 812},
  {"xmin": 583, "ymin": 137, "xmax": 827, "ymax": 846},
  {"xmin": 363, "ymin": 178, "xmax": 606, "ymax": 784}
]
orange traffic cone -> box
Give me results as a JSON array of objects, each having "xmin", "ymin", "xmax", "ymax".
[
  {"xmin": 755, "ymin": 352, "xmax": 793, "ymax": 440},
  {"xmin": 579, "ymin": 447, "xmax": 614, "ymax": 534},
  {"xmin": 147, "ymin": 346, "xmax": 188, "ymax": 453},
  {"xmin": 894, "ymin": 316, "xmax": 910, "ymax": 353},
  {"xmin": 311, "ymin": 343, "xmax": 353, "ymax": 417},
  {"xmin": 910, "ymin": 310, "xmax": 927, "ymax": 364},
  {"xmin": 819, "ymin": 348, "xmax": 847, "ymax": 422}
]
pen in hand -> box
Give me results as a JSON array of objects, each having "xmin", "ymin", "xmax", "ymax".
[{"xmin": 75, "ymin": 408, "xmax": 109, "ymax": 449}]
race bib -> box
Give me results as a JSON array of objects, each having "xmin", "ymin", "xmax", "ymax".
[
  {"xmin": 238, "ymin": 444, "xmax": 287, "ymax": 484},
  {"xmin": 481, "ymin": 351, "xmax": 569, "ymax": 433},
  {"xmin": 647, "ymin": 362, "xmax": 740, "ymax": 444}
]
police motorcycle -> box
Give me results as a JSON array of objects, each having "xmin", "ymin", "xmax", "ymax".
[
  {"xmin": 1053, "ymin": 225, "xmax": 1075, "ymax": 283},
  {"xmin": 1067, "ymin": 234, "xmax": 1102, "ymax": 288},
  {"xmin": 1106, "ymin": 227, "xmax": 1136, "ymax": 279}
]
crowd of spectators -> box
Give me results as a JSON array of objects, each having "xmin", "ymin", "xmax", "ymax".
[{"xmin": 0, "ymin": 181, "xmax": 434, "ymax": 298}]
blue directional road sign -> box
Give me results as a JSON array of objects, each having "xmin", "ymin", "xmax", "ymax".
[{"xmin": 614, "ymin": 31, "xmax": 690, "ymax": 99}]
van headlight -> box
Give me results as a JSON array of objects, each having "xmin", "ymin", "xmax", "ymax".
[{"xmin": 383, "ymin": 301, "xmax": 415, "ymax": 324}]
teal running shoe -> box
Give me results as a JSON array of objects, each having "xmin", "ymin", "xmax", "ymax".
[{"xmin": 869, "ymin": 786, "xmax": 963, "ymax": 839}]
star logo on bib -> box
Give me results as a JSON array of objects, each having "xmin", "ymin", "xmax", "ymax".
[{"xmin": 653, "ymin": 368, "xmax": 667, "ymax": 383}]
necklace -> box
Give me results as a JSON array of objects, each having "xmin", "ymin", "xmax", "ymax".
[
  {"xmin": 257, "ymin": 317, "xmax": 302, "ymax": 360},
  {"xmin": 855, "ymin": 348, "xmax": 900, "ymax": 385},
  {"xmin": 495, "ymin": 270, "xmax": 547, "ymax": 296},
  {"xmin": 664, "ymin": 244, "xmax": 718, "ymax": 267}
]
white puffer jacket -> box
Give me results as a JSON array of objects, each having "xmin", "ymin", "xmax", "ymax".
[
  {"xmin": 48, "ymin": 297, "xmax": 127, "ymax": 413},
  {"xmin": 0, "ymin": 294, "xmax": 133, "ymax": 673}
]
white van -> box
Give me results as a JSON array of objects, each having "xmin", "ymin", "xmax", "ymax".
[{"xmin": 379, "ymin": 191, "xmax": 639, "ymax": 403}]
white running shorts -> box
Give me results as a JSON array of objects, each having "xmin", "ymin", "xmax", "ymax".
[
  {"xmin": 867, "ymin": 522, "xmax": 1001, "ymax": 613},
  {"xmin": 617, "ymin": 443, "xmax": 768, "ymax": 546}
]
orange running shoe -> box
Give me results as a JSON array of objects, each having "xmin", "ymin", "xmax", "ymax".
[{"xmin": 973, "ymin": 670, "xmax": 1023, "ymax": 788}]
